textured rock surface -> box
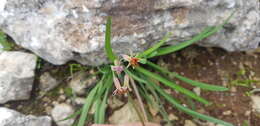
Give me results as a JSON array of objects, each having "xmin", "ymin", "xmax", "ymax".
[
  {"xmin": 51, "ymin": 103, "xmax": 75, "ymax": 126},
  {"xmin": 109, "ymin": 102, "xmax": 140, "ymax": 124},
  {"xmin": 39, "ymin": 72, "xmax": 58, "ymax": 92},
  {"xmin": 0, "ymin": 51, "xmax": 37, "ymax": 104},
  {"xmin": 0, "ymin": 107, "xmax": 51, "ymax": 126},
  {"xmin": 0, "ymin": 0, "xmax": 259, "ymax": 65},
  {"xmin": 69, "ymin": 72, "xmax": 97, "ymax": 95}
]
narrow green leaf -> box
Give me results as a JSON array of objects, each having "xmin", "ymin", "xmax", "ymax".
[
  {"xmin": 93, "ymin": 72, "xmax": 113, "ymax": 124},
  {"xmin": 140, "ymin": 82, "xmax": 171, "ymax": 124},
  {"xmin": 139, "ymin": 58, "xmax": 147, "ymax": 64},
  {"xmin": 135, "ymin": 66, "xmax": 210, "ymax": 105},
  {"xmin": 77, "ymin": 78, "xmax": 104, "ymax": 126},
  {"xmin": 98, "ymin": 88, "xmax": 110, "ymax": 123},
  {"xmin": 98, "ymin": 65, "xmax": 112, "ymax": 74},
  {"xmin": 105, "ymin": 16, "xmax": 117, "ymax": 62},
  {"xmin": 59, "ymin": 73, "xmax": 110, "ymax": 123},
  {"xmin": 149, "ymin": 27, "xmax": 213, "ymax": 58},
  {"xmin": 98, "ymin": 76, "xmax": 113, "ymax": 123},
  {"xmin": 175, "ymin": 74, "xmax": 228, "ymax": 91},
  {"xmin": 146, "ymin": 79, "xmax": 234, "ymax": 126},
  {"xmin": 150, "ymin": 11, "xmax": 235, "ymax": 57},
  {"xmin": 146, "ymin": 61, "xmax": 228, "ymax": 91},
  {"xmin": 94, "ymin": 99, "xmax": 102, "ymax": 123},
  {"xmin": 126, "ymin": 71, "xmax": 233, "ymax": 126},
  {"xmin": 96, "ymin": 73, "xmax": 112, "ymax": 98},
  {"xmin": 137, "ymin": 33, "xmax": 171, "ymax": 58}
]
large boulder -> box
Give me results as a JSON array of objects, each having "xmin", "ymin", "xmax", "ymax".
[
  {"xmin": 0, "ymin": 0, "xmax": 259, "ymax": 65},
  {"xmin": 0, "ymin": 51, "xmax": 37, "ymax": 104},
  {"xmin": 0, "ymin": 107, "xmax": 51, "ymax": 126}
]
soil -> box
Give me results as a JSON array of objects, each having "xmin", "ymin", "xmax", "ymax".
[
  {"xmin": 2, "ymin": 45, "xmax": 260, "ymax": 126},
  {"xmin": 158, "ymin": 45, "xmax": 260, "ymax": 126}
]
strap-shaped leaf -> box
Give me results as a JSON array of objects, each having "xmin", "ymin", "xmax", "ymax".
[
  {"xmin": 105, "ymin": 17, "xmax": 117, "ymax": 62},
  {"xmin": 77, "ymin": 83, "xmax": 100, "ymax": 126},
  {"xmin": 126, "ymin": 70, "xmax": 233, "ymax": 126},
  {"xmin": 149, "ymin": 11, "xmax": 235, "ymax": 58},
  {"xmin": 146, "ymin": 61, "xmax": 228, "ymax": 91},
  {"xmin": 77, "ymin": 72, "xmax": 112, "ymax": 126},
  {"xmin": 137, "ymin": 33, "xmax": 171, "ymax": 58},
  {"xmin": 97, "ymin": 76, "xmax": 113, "ymax": 123},
  {"xmin": 146, "ymin": 78, "xmax": 234, "ymax": 126},
  {"xmin": 135, "ymin": 66, "xmax": 210, "ymax": 105}
]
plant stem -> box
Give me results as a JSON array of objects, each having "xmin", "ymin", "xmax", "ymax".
[{"xmin": 129, "ymin": 77, "xmax": 148, "ymax": 122}]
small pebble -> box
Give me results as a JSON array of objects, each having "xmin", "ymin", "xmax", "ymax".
[
  {"xmin": 193, "ymin": 87, "xmax": 201, "ymax": 96},
  {"xmin": 222, "ymin": 110, "xmax": 232, "ymax": 116},
  {"xmin": 245, "ymin": 110, "xmax": 251, "ymax": 116},
  {"xmin": 169, "ymin": 114, "xmax": 179, "ymax": 120},
  {"xmin": 184, "ymin": 120, "xmax": 197, "ymax": 126}
]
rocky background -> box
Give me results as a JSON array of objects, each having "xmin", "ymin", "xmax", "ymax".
[
  {"xmin": 0, "ymin": 0, "xmax": 259, "ymax": 126},
  {"xmin": 0, "ymin": 0, "xmax": 259, "ymax": 65}
]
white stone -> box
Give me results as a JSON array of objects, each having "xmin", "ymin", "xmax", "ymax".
[
  {"xmin": 0, "ymin": 107, "xmax": 51, "ymax": 126},
  {"xmin": 51, "ymin": 103, "xmax": 75, "ymax": 126},
  {"xmin": 193, "ymin": 87, "xmax": 201, "ymax": 96},
  {"xmin": 0, "ymin": 51, "xmax": 36, "ymax": 104}
]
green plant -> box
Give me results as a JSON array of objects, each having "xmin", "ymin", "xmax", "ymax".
[
  {"xmin": 0, "ymin": 31, "xmax": 13, "ymax": 51},
  {"xmin": 242, "ymin": 120, "xmax": 249, "ymax": 126},
  {"xmin": 231, "ymin": 69, "xmax": 259, "ymax": 88},
  {"xmin": 63, "ymin": 11, "xmax": 235, "ymax": 126},
  {"xmin": 69, "ymin": 63, "xmax": 88, "ymax": 76}
]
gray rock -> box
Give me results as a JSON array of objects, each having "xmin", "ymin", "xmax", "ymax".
[
  {"xmin": 69, "ymin": 72, "xmax": 97, "ymax": 95},
  {"xmin": 109, "ymin": 102, "xmax": 140, "ymax": 124},
  {"xmin": 51, "ymin": 103, "xmax": 75, "ymax": 126},
  {"xmin": 39, "ymin": 72, "xmax": 58, "ymax": 92},
  {"xmin": 0, "ymin": 51, "xmax": 37, "ymax": 104},
  {"xmin": 0, "ymin": 0, "xmax": 259, "ymax": 65},
  {"xmin": 108, "ymin": 96, "xmax": 124, "ymax": 109},
  {"xmin": 0, "ymin": 107, "xmax": 51, "ymax": 126}
]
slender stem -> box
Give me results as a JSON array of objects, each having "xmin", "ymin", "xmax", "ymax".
[
  {"xmin": 129, "ymin": 77, "xmax": 148, "ymax": 122},
  {"xmin": 128, "ymin": 95, "xmax": 145, "ymax": 126}
]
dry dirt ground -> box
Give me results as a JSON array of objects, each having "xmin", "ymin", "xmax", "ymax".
[{"xmin": 158, "ymin": 46, "xmax": 260, "ymax": 126}]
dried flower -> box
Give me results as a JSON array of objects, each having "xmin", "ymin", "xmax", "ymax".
[
  {"xmin": 112, "ymin": 74, "xmax": 129, "ymax": 96},
  {"xmin": 122, "ymin": 54, "xmax": 140, "ymax": 68},
  {"xmin": 111, "ymin": 65, "xmax": 124, "ymax": 75},
  {"xmin": 111, "ymin": 60, "xmax": 124, "ymax": 75}
]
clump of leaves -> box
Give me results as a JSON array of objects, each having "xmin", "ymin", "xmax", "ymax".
[
  {"xmin": 0, "ymin": 31, "xmax": 13, "ymax": 51},
  {"xmin": 63, "ymin": 11, "xmax": 235, "ymax": 126}
]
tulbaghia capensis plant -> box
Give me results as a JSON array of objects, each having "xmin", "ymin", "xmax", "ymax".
[{"xmin": 62, "ymin": 11, "xmax": 236, "ymax": 126}]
